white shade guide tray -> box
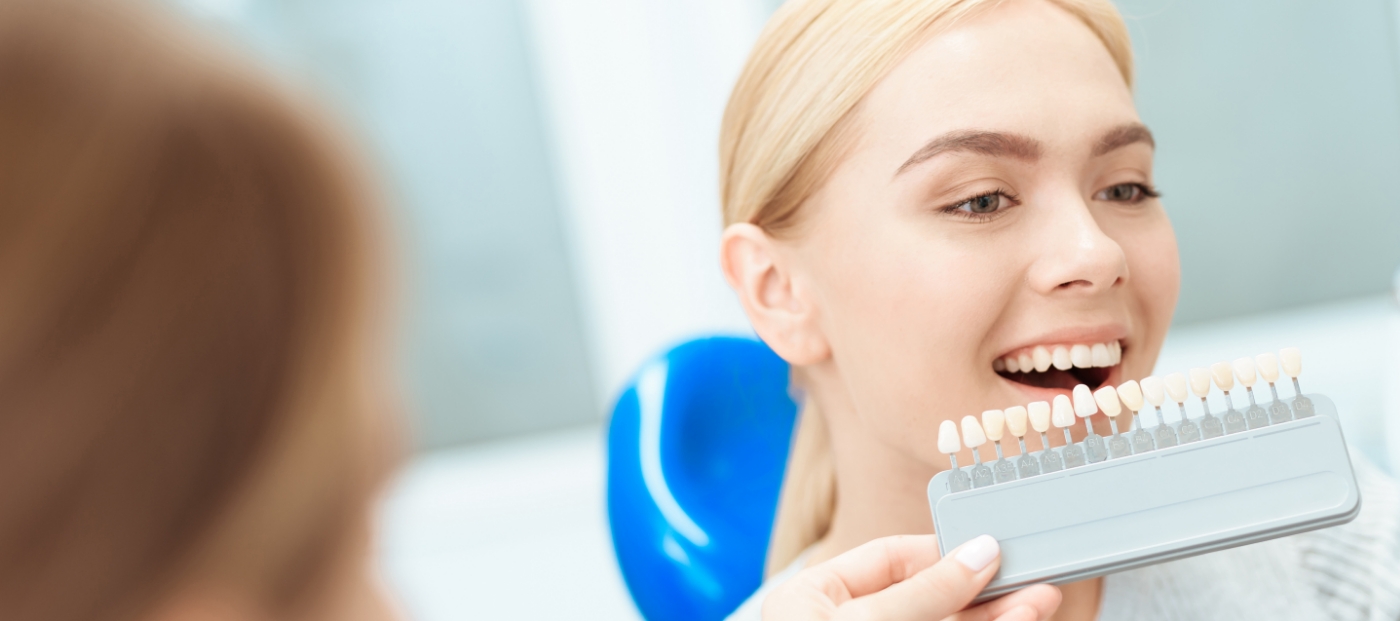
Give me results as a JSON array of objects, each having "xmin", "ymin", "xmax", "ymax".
[
  {"xmin": 938, "ymin": 420, "xmax": 961, "ymax": 454},
  {"xmin": 1165, "ymin": 373, "xmax": 1189, "ymax": 403},
  {"xmin": 1052, "ymin": 395, "xmax": 1075, "ymax": 428},
  {"xmin": 1094, "ymin": 386, "xmax": 1123, "ymax": 417},
  {"xmin": 1210, "ymin": 362, "xmax": 1234, "ymax": 391},
  {"xmin": 1256, "ymin": 352, "xmax": 1280, "ymax": 383},
  {"xmin": 1189, "ymin": 368, "xmax": 1212, "ymax": 397},
  {"xmin": 1029, "ymin": 402, "xmax": 1051, "ymax": 433},
  {"xmin": 1233, "ymin": 357, "xmax": 1257, "ymax": 387},
  {"xmin": 1280, "ymin": 347, "xmax": 1302, "ymax": 378},
  {"xmin": 1005, "ymin": 406, "xmax": 1028, "ymax": 437},
  {"xmin": 982, "ymin": 409, "xmax": 1006, "ymax": 442},
  {"xmin": 962, "ymin": 415, "xmax": 988, "ymax": 447},
  {"xmin": 1116, "ymin": 380, "xmax": 1144, "ymax": 411},
  {"xmin": 1140, "ymin": 376, "xmax": 1166, "ymax": 407}
]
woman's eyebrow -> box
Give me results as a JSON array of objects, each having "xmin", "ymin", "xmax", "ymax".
[
  {"xmin": 1092, "ymin": 122, "xmax": 1155, "ymax": 156},
  {"xmin": 895, "ymin": 130, "xmax": 1043, "ymax": 176}
]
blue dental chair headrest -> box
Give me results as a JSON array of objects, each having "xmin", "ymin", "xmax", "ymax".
[{"xmin": 606, "ymin": 336, "xmax": 799, "ymax": 621}]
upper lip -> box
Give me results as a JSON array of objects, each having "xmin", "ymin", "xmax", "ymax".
[{"xmin": 994, "ymin": 324, "xmax": 1130, "ymax": 361}]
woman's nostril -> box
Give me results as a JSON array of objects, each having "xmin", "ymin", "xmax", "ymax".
[{"xmin": 1057, "ymin": 279, "xmax": 1094, "ymax": 289}]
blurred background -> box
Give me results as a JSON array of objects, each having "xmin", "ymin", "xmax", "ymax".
[{"xmin": 164, "ymin": 0, "xmax": 1400, "ymax": 618}]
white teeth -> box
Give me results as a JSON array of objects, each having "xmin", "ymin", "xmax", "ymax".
[
  {"xmin": 993, "ymin": 358, "xmax": 1006, "ymax": 372},
  {"xmin": 1072, "ymin": 384, "xmax": 1097, "ymax": 417},
  {"xmin": 1070, "ymin": 344, "xmax": 1092, "ymax": 368},
  {"xmin": 982, "ymin": 409, "xmax": 1006, "ymax": 442},
  {"xmin": 1255, "ymin": 352, "xmax": 1280, "ymax": 383},
  {"xmin": 1164, "ymin": 372, "xmax": 1189, "ymax": 403},
  {"xmin": 1210, "ymin": 362, "xmax": 1234, "ymax": 392},
  {"xmin": 1116, "ymin": 380, "xmax": 1144, "ymax": 411},
  {"xmin": 1094, "ymin": 385, "xmax": 1123, "ymax": 417},
  {"xmin": 1005, "ymin": 406, "xmax": 1028, "ymax": 437},
  {"xmin": 1140, "ymin": 376, "xmax": 1166, "ymax": 406},
  {"xmin": 1017, "ymin": 353, "xmax": 1033, "ymax": 374},
  {"xmin": 1280, "ymin": 347, "xmax": 1302, "ymax": 378},
  {"xmin": 1052, "ymin": 394, "xmax": 1075, "ymax": 428},
  {"xmin": 1052, "ymin": 346, "xmax": 1072, "ymax": 370},
  {"xmin": 1109, "ymin": 341, "xmax": 1122, "ymax": 365},
  {"xmin": 961, "ymin": 415, "xmax": 988, "ymax": 447},
  {"xmin": 1233, "ymin": 357, "xmax": 1257, "ymax": 387},
  {"xmin": 1189, "ymin": 368, "xmax": 1212, "ymax": 398},
  {"xmin": 1032, "ymin": 346, "xmax": 1051, "ymax": 372},
  {"xmin": 1091, "ymin": 343, "xmax": 1111, "ymax": 367},
  {"xmin": 1004, "ymin": 356, "xmax": 1020, "ymax": 373},
  {"xmin": 938, "ymin": 420, "xmax": 961, "ymax": 454},
  {"xmin": 1028, "ymin": 401, "xmax": 1051, "ymax": 433}
]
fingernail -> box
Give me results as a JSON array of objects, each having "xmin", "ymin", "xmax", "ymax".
[{"xmin": 953, "ymin": 534, "xmax": 999, "ymax": 571}]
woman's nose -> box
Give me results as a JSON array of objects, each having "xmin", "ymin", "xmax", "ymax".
[{"xmin": 1026, "ymin": 200, "xmax": 1128, "ymax": 296}]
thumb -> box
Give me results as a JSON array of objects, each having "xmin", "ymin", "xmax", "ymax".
[{"xmin": 833, "ymin": 535, "xmax": 1000, "ymax": 621}]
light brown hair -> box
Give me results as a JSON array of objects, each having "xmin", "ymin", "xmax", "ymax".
[
  {"xmin": 0, "ymin": 1, "xmax": 397, "ymax": 619},
  {"xmin": 719, "ymin": 0, "xmax": 1134, "ymax": 573}
]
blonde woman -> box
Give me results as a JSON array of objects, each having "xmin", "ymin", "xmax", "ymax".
[{"xmin": 719, "ymin": 0, "xmax": 1400, "ymax": 619}]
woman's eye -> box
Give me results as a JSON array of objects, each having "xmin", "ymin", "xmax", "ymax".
[
  {"xmin": 950, "ymin": 192, "xmax": 1009, "ymax": 215},
  {"xmin": 1094, "ymin": 182, "xmax": 1158, "ymax": 203}
]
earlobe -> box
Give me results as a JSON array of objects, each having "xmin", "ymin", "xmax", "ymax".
[{"xmin": 719, "ymin": 223, "xmax": 830, "ymax": 365}]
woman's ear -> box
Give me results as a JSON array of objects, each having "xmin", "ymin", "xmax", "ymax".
[{"xmin": 720, "ymin": 223, "xmax": 830, "ymax": 365}]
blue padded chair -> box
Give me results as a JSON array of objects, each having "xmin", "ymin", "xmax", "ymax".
[{"xmin": 607, "ymin": 336, "xmax": 799, "ymax": 621}]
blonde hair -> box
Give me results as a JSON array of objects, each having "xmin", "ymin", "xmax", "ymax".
[{"xmin": 719, "ymin": 0, "xmax": 1135, "ymax": 573}]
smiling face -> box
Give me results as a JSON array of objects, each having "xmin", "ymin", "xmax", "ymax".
[{"xmin": 766, "ymin": 0, "xmax": 1179, "ymax": 459}]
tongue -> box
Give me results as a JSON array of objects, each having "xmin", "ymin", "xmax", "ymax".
[{"xmin": 1003, "ymin": 366, "xmax": 1109, "ymax": 390}]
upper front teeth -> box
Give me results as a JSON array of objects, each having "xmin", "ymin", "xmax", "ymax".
[{"xmin": 999, "ymin": 341, "xmax": 1121, "ymax": 373}]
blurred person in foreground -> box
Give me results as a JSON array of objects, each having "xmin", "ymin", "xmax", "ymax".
[{"xmin": 0, "ymin": 1, "xmax": 402, "ymax": 619}]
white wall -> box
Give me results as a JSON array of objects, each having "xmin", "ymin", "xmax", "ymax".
[{"xmin": 523, "ymin": 0, "xmax": 767, "ymax": 409}]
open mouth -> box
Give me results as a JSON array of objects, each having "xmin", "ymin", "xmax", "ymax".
[{"xmin": 994, "ymin": 341, "xmax": 1122, "ymax": 391}]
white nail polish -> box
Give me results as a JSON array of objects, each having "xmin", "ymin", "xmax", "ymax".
[{"xmin": 954, "ymin": 534, "xmax": 1000, "ymax": 571}]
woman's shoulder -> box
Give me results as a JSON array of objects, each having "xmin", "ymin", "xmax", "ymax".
[{"xmin": 725, "ymin": 552, "xmax": 811, "ymax": 621}]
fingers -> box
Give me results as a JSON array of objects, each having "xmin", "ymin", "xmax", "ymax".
[
  {"xmin": 832, "ymin": 535, "xmax": 1001, "ymax": 621},
  {"xmin": 804, "ymin": 534, "xmax": 944, "ymax": 600},
  {"xmin": 947, "ymin": 584, "xmax": 1063, "ymax": 621}
]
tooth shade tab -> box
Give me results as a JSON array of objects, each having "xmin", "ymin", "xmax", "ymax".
[
  {"xmin": 1052, "ymin": 395, "xmax": 1075, "ymax": 428},
  {"xmin": 1140, "ymin": 376, "xmax": 1166, "ymax": 407},
  {"xmin": 982, "ymin": 409, "xmax": 1006, "ymax": 442},
  {"xmin": 1233, "ymin": 357, "xmax": 1257, "ymax": 387},
  {"xmin": 1033, "ymin": 346, "xmax": 1052, "ymax": 372},
  {"xmin": 1280, "ymin": 347, "xmax": 1302, "ymax": 378},
  {"xmin": 1028, "ymin": 401, "xmax": 1051, "ymax": 432},
  {"xmin": 1116, "ymin": 380, "xmax": 1144, "ymax": 411},
  {"xmin": 1004, "ymin": 357, "xmax": 1020, "ymax": 373},
  {"xmin": 1210, "ymin": 362, "xmax": 1235, "ymax": 392},
  {"xmin": 1070, "ymin": 344, "xmax": 1092, "ymax": 368},
  {"xmin": 1005, "ymin": 406, "xmax": 1028, "ymax": 437},
  {"xmin": 1256, "ymin": 352, "xmax": 1280, "ymax": 383},
  {"xmin": 1052, "ymin": 347, "xmax": 1072, "ymax": 370},
  {"xmin": 1095, "ymin": 386, "xmax": 1123, "ymax": 417},
  {"xmin": 938, "ymin": 420, "xmax": 961, "ymax": 454},
  {"xmin": 1165, "ymin": 373, "xmax": 1189, "ymax": 403},
  {"xmin": 962, "ymin": 415, "xmax": 988, "ymax": 447},
  {"xmin": 1091, "ymin": 343, "xmax": 1111, "ymax": 367},
  {"xmin": 1072, "ymin": 384, "xmax": 1098, "ymax": 417},
  {"xmin": 1189, "ymin": 368, "xmax": 1212, "ymax": 398}
]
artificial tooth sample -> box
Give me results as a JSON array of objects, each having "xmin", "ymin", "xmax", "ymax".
[
  {"xmin": 1004, "ymin": 356, "xmax": 1020, "ymax": 373},
  {"xmin": 1096, "ymin": 385, "xmax": 1131, "ymax": 459},
  {"xmin": 961, "ymin": 415, "xmax": 994, "ymax": 488},
  {"xmin": 1256, "ymin": 352, "xmax": 1291, "ymax": 424},
  {"xmin": 939, "ymin": 420, "xmax": 971, "ymax": 492},
  {"xmin": 1070, "ymin": 344, "xmax": 1092, "ymax": 368},
  {"xmin": 1122, "ymin": 379, "xmax": 1158, "ymax": 452},
  {"xmin": 1032, "ymin": 346, "xmax": 1052, "ymax": 372},
  {"xmin": 1091, "ymin": 343, "xmax": 1111, "ymax": 367},
  {"xmin": 1234, "ymin": 357, "xmax": 1270, "ymax": 430},
  {"xmin": 1109, "ymin": 341, "xmax": 1122, "ymax": 365},
  {"xmin": 1054, "ymin": 394, "xmax": 1086, "ymax": 468},
  {"xmin": 1005, "ymin": 405, "xmax": 1040, "ymax": 478},
  {"xmin": 1165, "ymin": 372, "xmax": 1201, "ymax": 444},
  {"xmin": 1073, "ymin": 384, "xmax": 1107, "ymax": 463},
  {"xmin": 1190, "ymin": 368, "xmax": 1224, "ymax": 439},
  {"xmin": 983, "ymin": 409, "xmax": 1016, "ymax": 484},
  {"xmin": 1052, "ymin": 346, "xmax": 1072, "ymax": 371},
  {"xmin": 1280, "ymin": 347, "xmax": 1314, "ymax": 417},
  {"xmin": 1212, "ymin": 361, "xmax": 1246, "ymax": 435},
  {"xmin": 1029, "ymin": 401, "xmax": 1063, "ymax": 473}
]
